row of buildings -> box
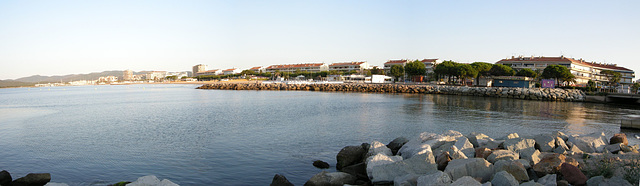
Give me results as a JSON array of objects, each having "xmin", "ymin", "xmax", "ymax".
[
  {"xmin": 192, "ymin": 56, "xmax": 634, "ymax": 88},
  {"xmin": 496, "ymin": 56, "xmax": 635, "ymax": 90}
]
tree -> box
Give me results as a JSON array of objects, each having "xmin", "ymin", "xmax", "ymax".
[
  {"xmin": 586, "ymin": 80, "xmax": 596, "ymax": 92},
  {"xmin": 389, "ymin": 65, "xmax": 404, "ymax": 82},
  {"xmin": 434, "ymin": 61, "xmax": 457, "ymax": 84},
  {"xmin": 489, "ymin": 64, "xmax": 515, "ymax": 76},
  {"xmin": 165, "ymin": 75, "xmax": 179, "ymax": 81},
  {"xmin": 515, "ymin": 68, "xmax": 538, "ymax": 78},
  {"xmin": 541, "ymin": 65, "xmax": 575, "ymax": 86},
  {"xmin": 371, "ymin": 66, "xmax": 383, "ymax": 75},
  {"xmin": 241, "ymin": 70, "xmax": 254, "ymax": 75},
  {"xmin": 404, "ymin": 60, "xmax": 427, "ymax": 81},
  {"xmin": 600, "ymin": 70, "xmax": 621, "ymax": 88},
  {"xmin": 471, "ymin": 62, "xmax": 492, "ymax": 86},
  {"xmin": 632, "ymin": 83, "xmax": 640, "ymax": 94},
  {"xmin": 455, "ymin": 64, "xmax": 478, "ymax": 85}
]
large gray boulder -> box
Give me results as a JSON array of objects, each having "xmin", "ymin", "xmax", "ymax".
[
  {"xmin": 399, "ymin": 131, "xmax": 463, "ymax": 159},
  {"xmin": 552, "ymin": 131, "xmax": 568, "ymax": 142},
  {"xmin": 12, "ymin": 173, "xmax": 51, "ymax": 186},
  {"xmin": 368, "ymin": 152, "xmax": 437, "ymax": 183},
  {"xmin": 555, "ymin": 137, "xmax": 569, "ymax": 150},
  {"xmin": 417, "ymin": 171, "xmax": 452, "ymax": 186},
  {"xmin": 444, "ymin": 158, "xmax": 493, "ymax": 182},
  {"xmin": 366, "ymin": 153, "xmax": 403, "ymax": 177},
  {"xmin": 448, "ymin": 146, "xmax": 468, "ymax": 160},
  {"xmin": 454, "ymin": 136, "xmax": 475, "ymax": 158},
  {"xmin": 493, "ymin": 160, "xmax": 529, "ymax": 182},
  {"xmin": 0, "ymin": 170, "xmax": 11, "ymax": 186},
  {"xmin": 451, "ymin": 176, "xmax": 482, "ymax": 186},
  {"xmin": 504, "ymin": 138, "xmax": 536, "ymax": 153},
  {"xmin": 433, "ymin": 141, "xmax": 455, "ymax": 157},
  {"xmin": 491, "ymin": 171, "xmax": 519, "ymax": 186},
  {"xmin": 126, "ymin": 175, "xmax": 178, "ymax": 186},
  {"xmin": 336, "ymin": 145, "xmax": 367, "ymax": 170},
  {"xmin": 466, "ymin": 132, "xmax": 492, "ymax": 148},
  {"xmin": 566, "ymin": 132, "xmax": 608, "ymax": 153},
  {"xmin": 270, "ymin": 174, "xmax": 294, "ymax": 186},
  {"xmin": 388, "ymin": 137, "xmax": 409, "ymax": 155},
  {"xmin": 521, "ymin": 181, "xmax": 543, "ymax": 186},
  {"xmin": 534, "ymin": 134, "xmax": 556, "ymax": 152},
  {"xmin": 394, "ymin": 174, "xmax": 420, "ymax": 186},
  {"xmin": 599, "ymin": 176, "xmax": 633, "ymax": 186},
  {"xmin": 487, "ymin": 150, "xmax": 519, "ymax": 163},
  {"xmin": 367, "ymin": 141, "xmax": 393, "ymax": 157},
  {"xmin": 304, "ymin": 171, "xmax": 356, "ymax": 186},
  {"xmin": 586, "ymin": 175, "xmax": 604, "ymax": 186},
  {"xmin": 484, "ymin": 139, "xmax": 504, "ymax": 149},
  {"xmin": 502, "ymin": 133, "xmax": 520, "ymax": 140},
  {"xmin": 537, "ymin": 174, "xmax": 556, "ymax": 186}
]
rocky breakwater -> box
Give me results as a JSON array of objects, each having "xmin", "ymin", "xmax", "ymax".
[
  {"xmin": 271, "ymin": 131, "xmax": 640, "ymax": 186},
  {"xmin": 197, "ymin": 83, "xmax": 586, "ymax": 102}
]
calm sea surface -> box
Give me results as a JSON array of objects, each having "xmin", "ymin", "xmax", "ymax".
[{"xmin": 0, "ymin": 84, "xmax": 639, "ymax": 185}]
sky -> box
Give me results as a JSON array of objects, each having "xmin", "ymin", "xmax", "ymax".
[{"xmin": 1, "ymin": 0, "xmax": 639, "ymax": 80}]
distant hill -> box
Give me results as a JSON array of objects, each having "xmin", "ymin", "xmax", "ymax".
[
  {"xmin": 14, "ymin": 71, "xmax": 147, "ymax": 83},
  {"xmin": 0, "ymin": 80, "xmax": 35, "ymax": 88}
]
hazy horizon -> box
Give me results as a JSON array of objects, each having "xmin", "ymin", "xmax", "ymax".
[{"xmin": 1, "ymin": 1, "xmax": 639, "ymax": 80}]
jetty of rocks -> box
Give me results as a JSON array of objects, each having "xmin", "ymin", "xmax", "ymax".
[
  {"xmin": 198, "ymin": 83, "xmax": 586, "ymax": 102},
  {"xmin": 271, "ymin": 131, "xmax": 640, "ymax": 186}
]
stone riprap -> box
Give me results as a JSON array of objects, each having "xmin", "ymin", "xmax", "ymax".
[
  {"xmin": 197, "ymin": 83, "xmax": 586, "ymax": 102},
  {"xmin": 293, "ymin": 130, "xmax": 640, "ymax": 186}
]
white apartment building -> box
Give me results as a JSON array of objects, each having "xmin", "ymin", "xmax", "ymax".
[
  {"xmin": 329, "ymin": 62, "xmax": 370, "ymax": 72},
  {"xmin": 265, "ymin": 63, "xmax": 329, "ymax": 73},
  {"xmin": 222, "ymin": 68, "xmax": 242, "ymax": 75},
  {"xmin": 497, "ymin": 56, "xmax": 635, "ymax": 89}
]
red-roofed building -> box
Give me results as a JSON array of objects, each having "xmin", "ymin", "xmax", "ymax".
[
  {"xmin": 223, "ymin": 68, "xmax": 242, "ymax": 75},
  {"xmin": 383, "ymin": 59, "xmax": 409, "ymax": 74},
  {"xmin": 249, "ymin": 66, "xmax": 265, "ymax": 73},
  {"xmin": 497, "ymin": 56, "xmax": 635, "ymax": 90},
  {"xmin": 329, "ymin": 61, "xmax": 370, "ymax": 72},
  {"xmin": 265, "ymin": 63, "xmax": 329, "ymax": 73}
]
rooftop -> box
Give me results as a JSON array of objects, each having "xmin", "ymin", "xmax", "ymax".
[
  {"xmin": 329, "ymin": 62, "xmax": 366, "ymax": 67},
  {"xmin": 384, "ymin": 59, "xmax": 409, "ymax": 64},
  {"xmin": 266, "ymin": 63, "xmax": 325, "ymax": 69}
]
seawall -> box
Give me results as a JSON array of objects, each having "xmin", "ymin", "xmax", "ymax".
[{"xmin": 196, "ymin": 83, "xmax": 586, "ymax": 102}]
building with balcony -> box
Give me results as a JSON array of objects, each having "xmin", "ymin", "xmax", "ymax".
[
  {"xmin": 496, "ymin": 56, "xmax": 635, "ymax": 89},
  {"xmin": 328, "ymin": 62, "xmax": 370, "ymax": 73},
  {"xmin": 146, "ymin": 71, "xmax": 167, "ymax": 81},
  {"xmin": 383, "ymin": 59, "xmax": 409, "ymax": 74},
  {"xmin": 420, "ymin": 59, "xmax": 442, "ymax": 74},
  {"xmin": 265, "ymin": 63, "xmax": 329, "ymax": 73},
  {"xmin": 384, "ymin": 59, "xmax": 441, "ymax": 75}
]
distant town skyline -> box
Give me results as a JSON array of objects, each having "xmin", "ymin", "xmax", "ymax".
[{"xmin": 1, "ymin": 1, "xmax": 639, "ymax": 80}]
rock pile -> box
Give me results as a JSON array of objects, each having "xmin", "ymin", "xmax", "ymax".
[
  {"xmin": 274, "ymin": 130, "xmax": 640, "ymax": 186},
  {"xmin": 197, "ymin": 83, "xmax": 586, "ymax": 102}
]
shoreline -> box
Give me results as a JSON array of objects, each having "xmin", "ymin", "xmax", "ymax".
[
  {"xmin": 197, "ymin": 82, "xmax": 587, "ymax": 102},
  {"xmin": 290, "ymin": 130, "xmax": 640, "ymax": 186}
]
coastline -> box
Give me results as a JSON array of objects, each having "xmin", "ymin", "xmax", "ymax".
[
  {"xmin": 196, "ymin": 82, "xmax": 587, "ymax": 102},
  {"xmin": 291, "ymin": 130, "xmax": 640, "ymax": 186}
]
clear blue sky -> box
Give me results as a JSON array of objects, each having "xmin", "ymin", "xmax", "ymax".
[{"xmin": 1, "ymin": 0, "xmax": 639, "ymax": 80}]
